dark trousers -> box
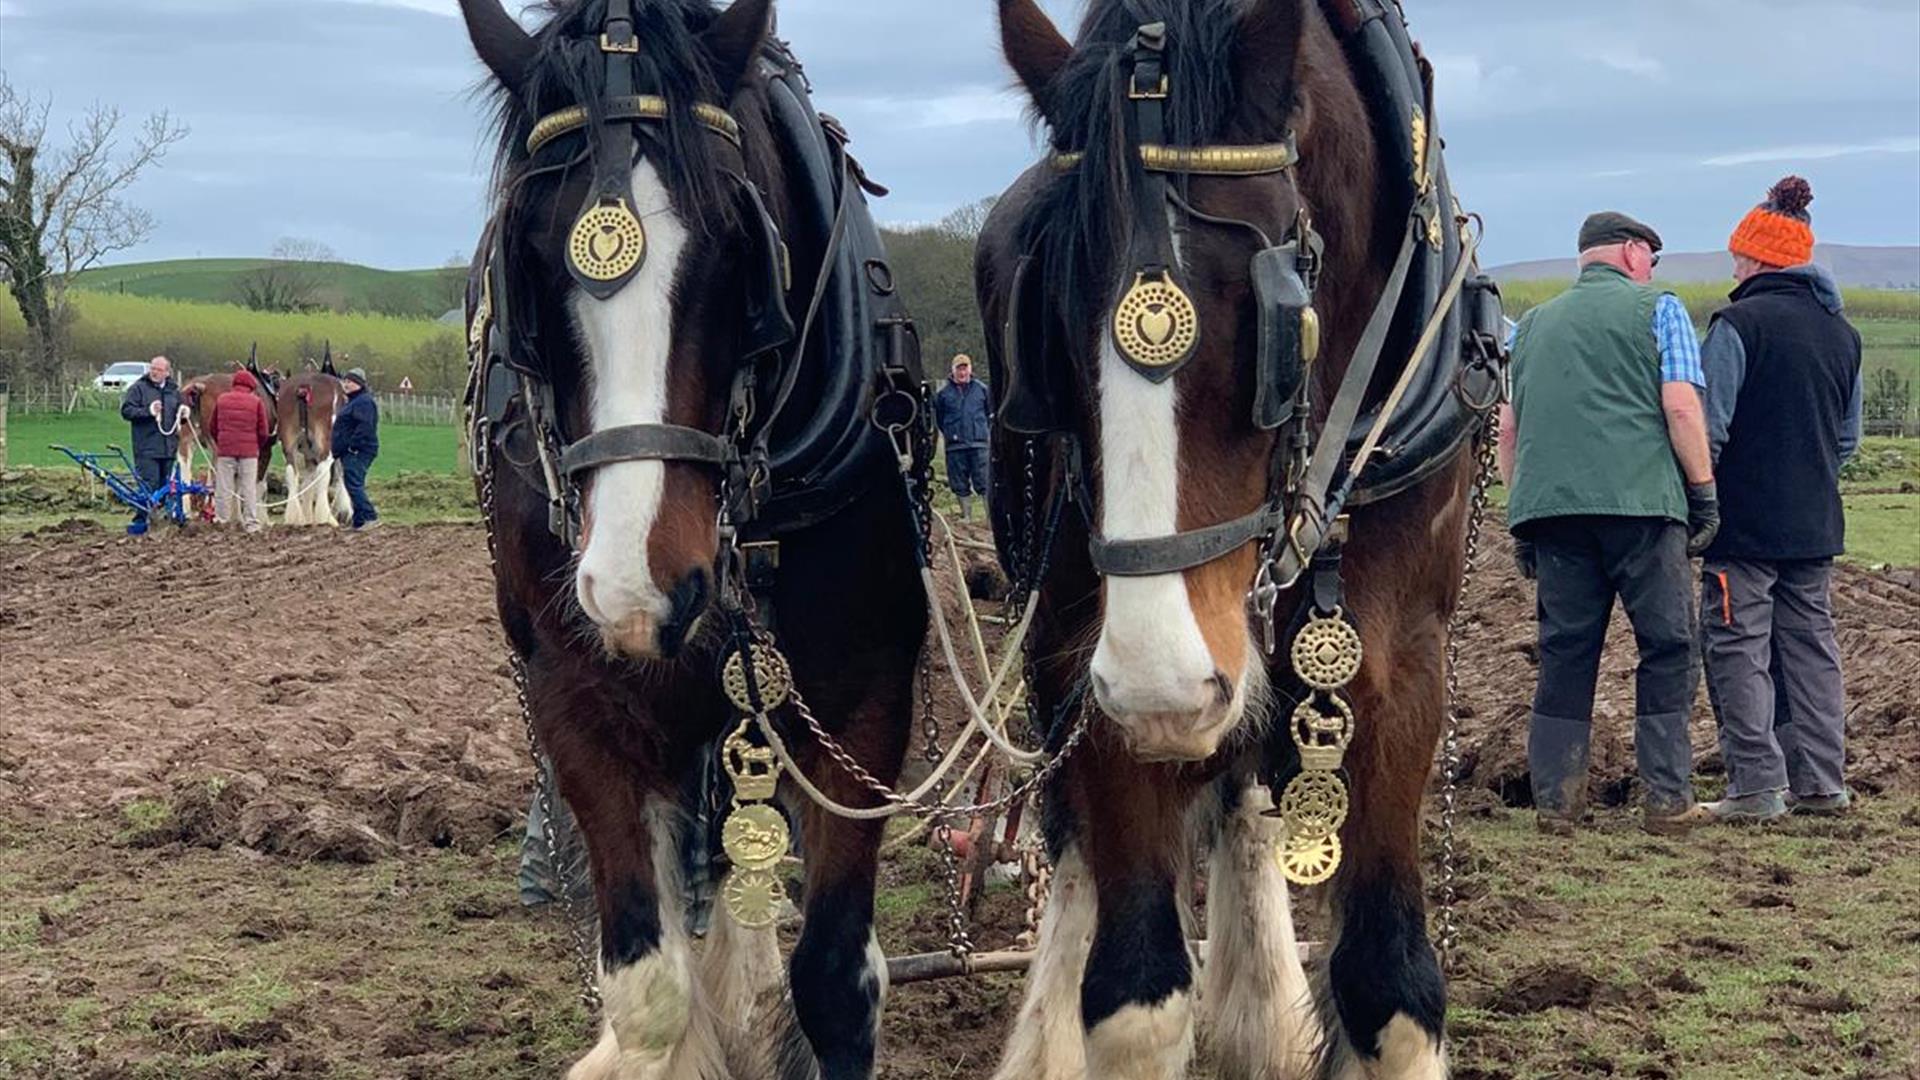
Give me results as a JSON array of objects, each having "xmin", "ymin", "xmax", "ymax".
[
  {"xmin": 1701, "ymin": 559, "xmax": 1847, "ymax": 798},
  {"xmin": 341, "ymin": 452, "xmax": 378, "ymax": 527},
  {"xmin": 131, "ymin": 455, "xmax": 173, "ymax": 528},
  {"xmin": 946, "ymin": 445, "xmax": 989, "ymax": 500},
  {"xmin": 1525, "ymin": 515, "xmax": 1698, "ymax": 813}
]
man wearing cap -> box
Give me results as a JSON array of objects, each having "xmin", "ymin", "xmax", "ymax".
[
  {"xmin": 1695, "ymin": 177, "xmax": 1863, "ymax": 824},
  {"xmin": 1498, "ymin": 211, "xmax": 1719, "ymax": 836},
  {"xmin": 932, "ymin": 354, "xmax": 992, "ymax": 522},
  {"xmin": 331, "ymin": 367, "xmax": 381, "ymax": 530}
]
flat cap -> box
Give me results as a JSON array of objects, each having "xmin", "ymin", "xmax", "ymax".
[{"xmin": 1579, "ymin": 211, "xmax": 1663, "ymax": 253}]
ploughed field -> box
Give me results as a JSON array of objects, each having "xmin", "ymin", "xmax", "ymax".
[{"xmin": 0, "ymin": 521, "xmax": 1915, "ymax": 1079}]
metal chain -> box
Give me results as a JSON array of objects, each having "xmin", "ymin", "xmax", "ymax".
[
  {"xmin": 1437, "ymin": 428, "xmax": 1498, "ymax": 973},
  {"xmin": 1016, "ymin": 849, "xmax": 1050, "ymax": 952},
  {"xmin": 481, "ymin": 467, "xmax": 602, "ymax": 1013}
]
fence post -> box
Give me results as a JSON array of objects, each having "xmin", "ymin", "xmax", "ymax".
[{"xmin": 0, "ymin": 388, "xmax": 10, "ymax": 470}]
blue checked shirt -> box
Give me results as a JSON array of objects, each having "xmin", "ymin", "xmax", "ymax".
[
  {"xmin": 1652, "ymin": 293, "xmax": 1705, "ymax": 388},
  {"xmin": 1505, "ymin": 292, "xmax": 1704, "ymax": 388}
]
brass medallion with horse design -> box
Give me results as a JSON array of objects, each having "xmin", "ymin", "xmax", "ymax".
[{"xmin": 721, "ymin": 803, "xmax": 790, "ymax": 872}]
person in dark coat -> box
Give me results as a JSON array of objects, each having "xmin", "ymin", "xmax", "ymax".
[
  {"xmin": 1696, "ymin": 177, "xmax": 1864, "ymax": 823},
  {"xmin": 331, "ymin": 367, "xmax": 381, "ymax": 529},
  {"xmin": 932, "ymin": 354, "xmax": 992, "ymax": 521},
  {"xmin": 208, "ymin": 368, "xmax": 272, "ymax": 532},
  {"xmin": 118, "ymin": 356, "xmax": 186, "ymax": 535}
]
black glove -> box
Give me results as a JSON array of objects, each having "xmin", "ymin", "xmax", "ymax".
[
  {"xmin": 1685, "ymin": 481, "xmax": 1720, "ymax": 556},
  {"xmin": 1514, "ymin": 538, "xmax": 1538, "ymax": 581}
]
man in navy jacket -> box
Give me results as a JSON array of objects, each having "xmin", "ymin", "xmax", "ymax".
[{"xmin": 332, "ymin": 367, "xmax": 381, "ymax": 530}]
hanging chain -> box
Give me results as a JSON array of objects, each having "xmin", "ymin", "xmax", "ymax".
[
  {"xmin": 481, "ymin": 467, "xmax": 602, "ymax": 1013},
  {"xmin": 1437, "ymin": 428, "xmax": 1498, "ymax": 974}
]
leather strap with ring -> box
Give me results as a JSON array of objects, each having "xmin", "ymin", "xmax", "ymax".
[{"xmin": 1110, "ymin": 22, "xmax": 1201, "ymax": 382}]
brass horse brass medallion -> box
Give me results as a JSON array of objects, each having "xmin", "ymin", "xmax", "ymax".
[
  {"xmin": 1279, "ymin": 771, "xmax": 1350, "ymax": 837},
  {"xmin": 1292, "ymin": 612, "xmax": 1363, "ymax": 691},
  {"xmin": 722, "ymin": 867, "xmax": 786, "ymax": 929},
  {"xmin": 567, "ymin": 199, "xmax": 648, "ymax": 283},
  {"xmin": 722, "ymin": 732, "xmax": 780, "ymax": 802},
  {"xmin": 721, "ymin": 804, "xmax": 790, "ymax": 872},
  {"xmin": 1280, "ymin": 830, "xmax": 1342, "ymax": 887},
  {"xmin": 1113, "ymin": 272, "xmax": 1200, "ymax": 370},
  {"xmin": 722, "ymin": 643, "xmax": 794, "ymax": 715}
]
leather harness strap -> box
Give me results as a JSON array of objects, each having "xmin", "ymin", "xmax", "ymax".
[{"xmin": 561, "ymin": 424, "xmax": 731, "ymax": 478}]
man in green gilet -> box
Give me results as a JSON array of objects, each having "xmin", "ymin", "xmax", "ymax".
[{"xmin": 1497, "ymin": 211, "xmax": 1721, "ymax": 837}]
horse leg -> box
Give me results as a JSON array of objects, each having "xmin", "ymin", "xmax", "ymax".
[
  {"xmin": 990, "ymin": 845, "xmax": 1095, "ymax": 1080},
  {"xmin": 694, "ymin": 884, "xmax": 783, "ymax": 1079},
  {"xmin": 328, "ymin": 456, "xmax": 354, "ymax": 524},
  {"xmin": 1202, "ymin": 780, "xmax": 1318, "ymax": 1079},
  {"xmin": 773, "ymin": 692, "xmax": 910, "ymax": 1080},
  {"xmin": 283, "ymin": 463, "xmax": 307, "ymax": 525},
  {"xmin": 313, "ymin": 455, "xmax": 340, "ymax": 527},
  {"xmin": 1314, "ymin": 509, "xmax": 1460, "ymax": 1080},
  {"xmin": 1076, "ymin": 757, "xmax": 1199, "ymax": 1080}
]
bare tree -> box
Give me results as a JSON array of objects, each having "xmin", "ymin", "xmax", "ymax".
[
  {"xmin": 235, "ymin": 236, "xmax": 339, "ymax": 314},
  {"xmin": 439, "ymin": 252, "xmax": 471, "ymax": 314},
  {"xmin": 0, "ymin": 76, "xmax": 188, "ymax": 381},
  {"xmin": 936, "ymin": 197, "xmax": 998, "ymax": 242}
]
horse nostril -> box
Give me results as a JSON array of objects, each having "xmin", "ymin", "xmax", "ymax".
[
  {"xmin": 1210, "ymin": 670, "xmax": 1233, "ymax": 706},
  {"xmin": 657, "ymin": 569, "xmax": 711, "ymax": 658}
]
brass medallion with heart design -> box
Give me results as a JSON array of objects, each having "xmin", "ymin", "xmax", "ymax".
[
  {"xmin": 567, "ymin": 198, "xmax": 648, "ymax": 283},
  {"xmin": 1112, "ymin": 271, "xmax": 1200, "ymax": 370}
]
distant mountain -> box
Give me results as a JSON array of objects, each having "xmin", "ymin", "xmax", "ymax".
[{"xmin": 1489, "ymin": 244, "xmax": 1920, "ymax": 290}]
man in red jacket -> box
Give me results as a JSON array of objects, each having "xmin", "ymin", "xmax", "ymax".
[{"xmin": 208, "ymin": 368, "xmax": 272, "ymax": 532}]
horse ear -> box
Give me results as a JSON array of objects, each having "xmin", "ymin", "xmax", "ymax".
[
  {"xmin": 998, "ymin": 0, "xmax": 1072, "ymax": 123},
  {"xmin": 704, "ymin": 0, "xmax": 774, "ymax": 97},
  {"xmin": 459, "ymin": 0, "xmax": 537, "ymax": 91},
  {"xmin": 1234, "ymin": 0, "xmax": 1307, "ymax": 92}
]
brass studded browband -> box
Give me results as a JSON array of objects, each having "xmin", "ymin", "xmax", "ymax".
[
  {"xmin": 527, "ymin": 94, "xmax": 742, "ymax": 156},
  {"xmin": 1051, "ymin": 139, "xmax": 1299, "ymax": 177}
]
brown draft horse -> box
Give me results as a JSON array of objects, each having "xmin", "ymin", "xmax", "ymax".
[
  {"xmin": 179, "ymin": 371, "xmax": 279, "ymax": 493},
  {"xmin": 461, "ymin": 1, "xmax": 925, "ymax": 1077},
  {"xmin": 274, "ymin": 372, "xmax": 351, "ymax": 526},
  {"xmin": 977, "ymin": 1, "xmax": 1472, "ymax": 1077}
]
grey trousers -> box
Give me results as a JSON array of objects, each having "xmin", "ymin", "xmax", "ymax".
[
  {"xmin": 1525, "ymin": 516, "xmax": 1699, "ymax": 814},
  {"xmin": 1701, "ymin": 559, "xmax": 1848, "ymax": 799}
]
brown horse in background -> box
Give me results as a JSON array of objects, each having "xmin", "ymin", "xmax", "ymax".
[
  {"xmin": 179, "ymin": 372, "xmax": 279, "ymax": 492},
  {"xmin": 976, "ymin": 1, "xmax": 1479, "ymax": 1077},
  {"xmin": 274, "ymin": 373, "xmax": 351, "ymax": 526}
]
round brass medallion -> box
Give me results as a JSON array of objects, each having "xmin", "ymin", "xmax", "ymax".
[
  {"xmin": 721, "ymin": 804, "xmax": 790, "ymax": 872},
  {"xmin": 722, "ymin": 868, "xmax": 786, "ymax": 929},
  {"xmin": 567, "ymin": 200, "xmax": 648, "ymax": 283},
  {"xmin": 1279, "ymin": 771, "xmax": 1350, "ymax": 837},
  {"xmin": 722, "ymin": 642, "xmax": 793, "ymax": 714},
  {"xmin": 1279, "ymin": 830, "xmax": 1342, "ymax": 887},
  {"xmin": 1291, "ymin": 613, "xmax": 1363, "ymax": 690},
  {"xmin": 1112, "ymin": 273, "xmax": 1200, "ymax": 369}
]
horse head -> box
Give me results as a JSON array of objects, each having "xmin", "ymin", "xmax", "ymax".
[
  {"xmin": 993, "ymin": 0, "xmax": 1379, "ymax": 762},
  {"xmin": 465, "ymin": 0, "xmax": 795, "ymax": 660}
]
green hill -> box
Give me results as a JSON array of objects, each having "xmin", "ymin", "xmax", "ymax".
[{"xmin": 74, "ymin": 259, "xmax": 466, "ymax": 320}]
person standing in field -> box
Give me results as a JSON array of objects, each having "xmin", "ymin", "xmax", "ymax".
[
  {"xmin": 932, "ymin": 354, "xmax": 991, "ymax": 522},
  {"xmin": 1695, "ymin": 177, "xmax": 1864, "ymax": 823},
  {"xmin": 1498, "ymin": 211, "xmax": 1720, "ymax": 837},
  {"xmin": 118, "ymin": 355, "xmax": 186, "ymax": 536},
  {"xmin": 208, "ymin": 367, "xmax": 272, "ymax": 533},
  {"xmin": 332, "ymin": 367, "xmax": 381, "ymax": 530}
]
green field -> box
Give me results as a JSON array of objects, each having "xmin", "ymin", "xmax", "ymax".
[
  {"xmin": 73, "ymin": 258, "xmax": 465, "ymax": 321},
  {"xmin": 1499, "ymin": 280, "xmax": 1920, "ymax": 325},
  {"xmin": 3, "ymin": 407, "xmax": 461, "ymax": 479}
]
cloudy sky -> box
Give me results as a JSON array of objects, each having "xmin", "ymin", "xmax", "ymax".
[{"xmin": 3, "ymin": 0, "xmax": 1916, "ymax": 269}]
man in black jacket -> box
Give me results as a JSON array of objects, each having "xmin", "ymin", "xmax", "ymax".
[
  {"xmin": 118, "ymin": 356, "xmax": 185, "ymax": 534},
  {"xmin": 932, "ymin": 354, "xmax": 992, "ymax": 521},
  {"xmin": 331, "ymin": 367, "xmax": 381, "ymax": 530},
  {"xmin": 1697, "ymin": 177, "xmax": 1863, "ymax": 823}
]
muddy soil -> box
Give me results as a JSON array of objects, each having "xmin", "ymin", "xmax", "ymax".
[{"xmin": 2, "ymin": 518, "xmax": 1915, "ymax": 1079}]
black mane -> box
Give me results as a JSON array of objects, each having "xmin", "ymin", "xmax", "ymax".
[
  {"xmin": 1019, "ymin": 0, "xmax": 1292, "ymax": 338},
  {"xmin": 480, "ymin": 0, "xmax": 742, "ymax": 236}
]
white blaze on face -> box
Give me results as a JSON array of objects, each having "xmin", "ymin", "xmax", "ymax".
[
  {"xmin": 571, "ymin": 161, "xmax": 690, "ymax": 637},
  {"xmin": 1087, "ymin": 330, "xmax": 1222, "ymax": 727}
]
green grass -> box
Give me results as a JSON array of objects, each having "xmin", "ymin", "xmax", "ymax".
[
  {"xmin": 0, "ymin": 290, "xmax": 461, "ymax": 391},
  {"xmin": 3, "ymin": 406, "xmax": 462, "ymax": 477},
  {"xmin": 1500, "ymin": 280, "xmax": 1920, "ymax": 325},
  {"xmin": 73, "ymin": 258, "xmax": 465, "ymax": 320}
]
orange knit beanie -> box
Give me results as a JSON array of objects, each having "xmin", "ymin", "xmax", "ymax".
[{"xmin": 1729, "ymin": 176, "xmax": 1815, "ymax": 268}]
